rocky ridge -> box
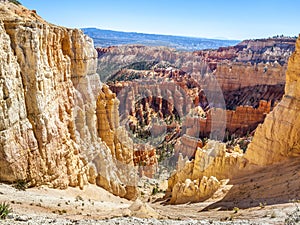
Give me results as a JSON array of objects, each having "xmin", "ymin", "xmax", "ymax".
[
  {"xmin": 194, "ymin": 37, "xmax": 296, "ymax": 104},
  {"xmin": 166, "ymin": 140, "xmax": 245, "ymax": 204}
]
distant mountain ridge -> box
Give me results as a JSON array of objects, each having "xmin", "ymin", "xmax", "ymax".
[{"xmin": 82, "ymin": 28, "xmax": 240, "ymax": 51}]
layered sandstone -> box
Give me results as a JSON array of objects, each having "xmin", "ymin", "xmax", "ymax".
[
  {"xmin": 223, "ymin": 84, "xmax": 284, "ymax": 109},
  {"xmin": 194, "ymin": 37, "xmax": 296, "ymax": 94},
  {"xmin": 0, "ymin": 4, "xmax": 88, "ymax": 188},
  {"xmin": 191, "ymin": 99, "xmax": 270, "ymax": 137},
  {"xmin": 194, "ymin": 37, "xmax": 296, "ymax": 63},
  {"xmin": 169, "ymin": 176, "xmax": 220, "ymax": 204},
  {"xmin": 96, "ymin": 85, "xmax": 157, "ymax": 178},
  {"xmin": 0, "ymin": 2, "xmax": 137, "ymax": 199},
  {"xmin": 215, "ymin": 61, "xmax": 286, "ymax": 92}
]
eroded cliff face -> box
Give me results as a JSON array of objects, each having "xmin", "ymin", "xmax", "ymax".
[
  {"xmin": 193, "ymin": 38, "xmax": 295, "ymax": 109},
  {"xmin": 194, "ymin": 37, "xmax": 296, "ymax": 92},
  {"xmin": 245, "ymin": 35, "xmax": 300, "ymax": 165},
  {"xmin": 0, "ymin": 2, "xmax": 137, "ymax": 199}
]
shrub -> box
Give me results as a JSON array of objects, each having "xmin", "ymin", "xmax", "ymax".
[
  {"xmin": 0, "ymin": 202, "xmax": 12, "ymax": 219},
  {"xmin": 75, "ymin": 195, "xmax": 83, "ymax": 201},
  {"xmin": 259, "ymin": 202, "xmax": 266, "ymax": 209},
  {"xmin": 233, "ymin": 207, "xmax": 239, "ymax": 214},
  {"xmin": 13, "ymin": 179, "xmax": 28, "ymax": 191},
  {"xmin": 152, "ymin": 186, "xmax": 159, "ymax": 195}
]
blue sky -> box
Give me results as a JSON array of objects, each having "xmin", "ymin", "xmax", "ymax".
[{"xmin": 20, "ymin": 0, "xmax": 299, "ymax": 40}]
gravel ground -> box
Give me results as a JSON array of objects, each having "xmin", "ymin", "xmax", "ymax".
[
  {"xmin": 0, "ymin": 184, "xmax": 296, "ymax": 225},
  {"xmin": 0, "ymin": 214, "xmax": 271, "ymax": 225}
]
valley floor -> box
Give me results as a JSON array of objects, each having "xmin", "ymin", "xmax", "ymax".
[
  {"xmin": 0, "ymin": 178, "xmax": 298, "ymax": 225},
  {"xmin": 1, "ymin": 158, "xmax": 300, "ymax": 225}
]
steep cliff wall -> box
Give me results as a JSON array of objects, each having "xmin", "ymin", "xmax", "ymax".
[
  {"xmin": 223, "ymin": 84, "xmax": 284, "ymax": 109},
  {"xmin": 185, "ymin": 100, "xmax": 270, "ymax": 137},
  {"xmin": 215, "ymin": 61, "xmax": 286, "ymax": 92},
  {"xmin": 193, "ymin": 37, "xmax": 295, "ymax": 93},
  {"xmin": 0, "ymin": 2, "xmax": 137, "ymax": 199}
]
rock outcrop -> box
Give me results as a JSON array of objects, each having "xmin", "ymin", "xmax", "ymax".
[
  {"xmin": 223, "ymin": 84, "xmax": 284, "ymax": 109},
  {"xmin": 0, "ymin": 2, "xmax": 137, "ymax": 199},
  {"xmin": 0, "ymin": 4, "xmax": 88, "ymax": 188},
  {"xmin": 96, "ymin": 85, "xmax": 134, "ymax": 165},
  {"xmin": 190, "ymin": 100, "xmax": 270, "ymax": 136},
  {"xmin": 96, "ymin": 86, "xmax": 157, "ymax": 179},
  {"xmin": 167, "ymin": 140, "xmax": 244, "ymax": 204},
  {"xmin": 128, "ymin": 199, "xmax": 160, "ymax": 218},
  {"xmin": 193, "ymin": 38, "xmax": 295, "ymax": 109}
]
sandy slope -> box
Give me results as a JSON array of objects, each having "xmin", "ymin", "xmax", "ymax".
[
  {"xmin": 151, "ymin": 157, "xmax": 300, "ymax": 224},
  {"xmin": 0, "ymin": 184, "xmax": 132, "ymax": 221}
]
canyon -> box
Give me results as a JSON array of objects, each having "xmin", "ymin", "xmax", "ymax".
[
  {"xmin": 0, "ymin": 1, "xmax": 300, "ymax": 224},
  {"xmin": 98, "ymin": 36, "xmax": 295, "ymax": 165},
  {"xmin": 96, "ymin": 32, "xmax": 300, "ymax": 209}
]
